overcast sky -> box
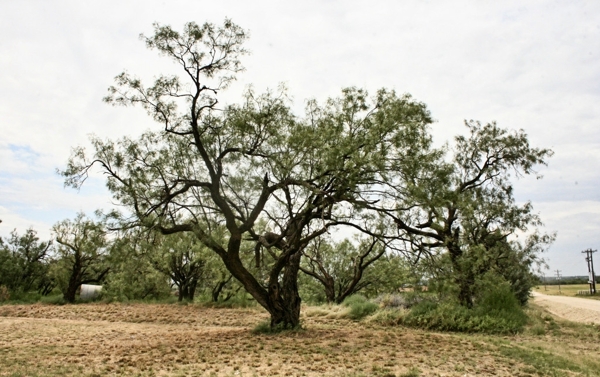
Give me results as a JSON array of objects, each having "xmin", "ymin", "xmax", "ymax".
[{"xmin": 1, "ymin": 1, "xmax": 599, "ymax": 276}]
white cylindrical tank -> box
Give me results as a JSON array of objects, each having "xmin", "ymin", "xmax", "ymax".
[{"xmin": 80, "ymin": 284, "xmax": 102, "ymax": 300}]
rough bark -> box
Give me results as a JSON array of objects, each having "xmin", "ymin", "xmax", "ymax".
[{"xmin": 64, "ymin": 268, "xmax": 80, "ymax": 303}]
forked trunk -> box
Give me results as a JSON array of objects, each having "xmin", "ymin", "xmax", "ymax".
[
  {"xmin": 219, "ymin": 236, "xmax": 303, "ymax": 329},
  {"xmin": 267, "ymin": 252, "xmax": 302, "ymax": 328},
  {"xmin": 178, "ymin": 282, "xmax": 197, "ymax": 302}
]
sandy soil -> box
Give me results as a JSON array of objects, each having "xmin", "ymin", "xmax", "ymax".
[{"xmin": 532, "ymin": 291, "xmax": 600, "ymax": 324}]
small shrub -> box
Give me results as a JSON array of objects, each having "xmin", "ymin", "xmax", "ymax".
[
  {"xmin": 368, "ymin": 308, "xmax": 406, "ymax": 326},
  {"xmin": 342, "ymin": 295, "xmax": 378, "ymax": 320},
  {"xmin": 530, "ymin": 324, "xmax": 546, "ymax": 335},
  {"xmin": 7, "ymin": 291, "xmax": 43, "ymax": 304},
  {"xmin": 40, "ymin": 295, "xmax": 66, "ymax": 305},
  {"xmin": 251, "ymin": 321, "xmax": 303, "ymax": 335},
  {"xmin": 0, "ymin": 286, "xmax": 10, "ymax": 302},
  {"xmin": 402, "ymin": 284, "xmax": 528, "ymax": 334},
  {"xmin": 252, "ymin": 321, "xmax": 272, "ymax": 334},
  {"xmin": 400, "ymin": 366, "xmax": 421, "ymax": 377}
]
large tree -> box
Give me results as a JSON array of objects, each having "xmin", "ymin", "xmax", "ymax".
[
  {"xmin": 61, "ymin": 20, "xmax": 435, "ymax": 327},
  {"xmin": 393, "ymin": 121, "xmax": 553, "ymax": 306},
  {"xmin": 52, "ymin": 213, "xmax": 111, "ymax": 303},
  {"xmin": 103, "ymin": 228, "xmax": 172, "ymax": 301}
]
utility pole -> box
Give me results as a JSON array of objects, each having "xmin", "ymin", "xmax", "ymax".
[
  {"xmin": 543, "ymin": 273, "xmax": 547, "ymax": 291},
  {"xmin": 582, "ymin": 249, "xmax": 597, "ymax": 295},
  {"xmin": 555, "ymin": 270, "xmax": 562, "ymax": 294}
]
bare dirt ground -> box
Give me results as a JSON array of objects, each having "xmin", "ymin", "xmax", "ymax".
[
  {"xmin": 532, "ymin": 291, "xmax": 600, "ymax": 325},
  {"xmin": 1, "ymin": 303, "xmax": 599, "ymax": 377}
]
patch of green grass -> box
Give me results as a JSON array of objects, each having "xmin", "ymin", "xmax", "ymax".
[
  {"xmin": 402, "ymin": 298, "xmax": 527, "ymax": 334},
  {"xmin": 399, "ymin": 366, "xmax": 421, "ymax": 377},
  {"xmin": 251, "ymin": 320, "xmax": 304, "ymax": 335},
  {"xmin": 367, "ymin": 308, "xmax": 405, "ymax": 326},
  {"xmin": 39, "ymin": 295, "xmax": 66, "ymax": 305},
  {"xmin": 497, "ymin": 344, "xmax": 599, "ymax": 376},
  {"xmin": 342, "ymin": 295, "xmax": 378, "ymax": 320},
  {"xmin": 2, "ymin": 291, "xmax": 44, "ymax": 304},
  {"xmin": 402, "ymin": 283, "xmax": 529, "ymax": 334},
  {"xmin": 524, "ymin": 304, "xmax": 560, "ymax": 336}
]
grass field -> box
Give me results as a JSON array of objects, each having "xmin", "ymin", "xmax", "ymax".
[
  {"xmin": 533, "ymin": 284, "xmax": 600, "ymax": 300},
  {"xmin": 1, "ymin": 303, "xmax": 599, "ymax": 377}
]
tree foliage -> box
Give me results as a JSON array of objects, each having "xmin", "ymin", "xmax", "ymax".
[
  {"xmin": 103, "ymin": 229, "xmax": 172, "ymax": 301},
  {"xmin": 394, "ymin": 121, "xmax": 553, "ymax": 306},
  {"xmin": 58, "ymin": 19, "xmax": 553, "ymax": 324},
  {"xmin": 60, "ymin": 20, "xmax": 438, "ymax": 327},
  {"xmin": 52, "ymin": 213, "xmax": 111, "ymax": 303},
  {"xmin": 0, "ymin": 228, "xmax": 53, "ymax": 295},
  {"xmin": 148, "ymin": 232, "xmax": 211, "ymax": 301},
  {"xmin": 300, "ymin": 236, "xmax": 408, "ymax": 304}
]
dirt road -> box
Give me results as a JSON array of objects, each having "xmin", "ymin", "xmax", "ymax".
[{"xmin": 532, "ymin": 291, "xmax": 600, "ymax": 324}]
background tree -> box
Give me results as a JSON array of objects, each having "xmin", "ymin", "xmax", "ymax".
[
  {"xmin": 394, "ymin": 121, "xmax": 553, "ymax": 306},
  {"xmin": 0, "ymin": 228, "xmax": 52, "ymax": 296},
  {"xmin": 300, "ymin": 236, "xmax": 391, "ymax": 304},
  {"xmin": 103, "ymin": 228, "xmax": 172, "ymax": 301},
  {"xmin": 61, "ymin": 20, "xmax": 436, "ymax": 327},
  {"xmin": 52, "ymin": 213, "xmax": 111, "ymax": 303},
  {"xmin": 149, "ymin": 232, "xmax": 211, "ymax": 301}
]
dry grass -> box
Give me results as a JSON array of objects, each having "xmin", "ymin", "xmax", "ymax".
[
  {"xmin": 0, "ymin": 302, "xmax": 599, "ymax": 376},
  {"xmin": 534, "ymin": 284, "xmax": 600, "ymax": 300}
]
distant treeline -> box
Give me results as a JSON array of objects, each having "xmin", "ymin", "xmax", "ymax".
[{"xmin": 539, "ymin": 275, "xmax": 599, "ymax": 285}]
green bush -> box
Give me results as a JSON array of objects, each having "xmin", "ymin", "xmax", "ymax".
[
  {"xmin": 342, "ymin": 294, "xmax": 378, "ymax": 320},
  {"xmin": 251, "ymin": 320, "xmax": 303, "ymax": 334},
  {"xmin": 402, "ymin": 281, "xmax": 528, "ymax": 334},
  {"xmin": 39, "ymin": 295, "xmax": 66, "ymax": 305},
  {"xmin": 6, "ymin": 291, "xmax": 43, "ymax": 304}
]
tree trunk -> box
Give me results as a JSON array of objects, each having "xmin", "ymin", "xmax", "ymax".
[
  {"xmin": 447, "ymin": 238, "xmax": 474, "ymax": 308},
  {"xmin": 211, "ymin": 275, "xmax": 232, "ymax": 302},
  {"xmin": 452, "ymin": 259, "xmax": 474, "ymax": 308},
  {"xmin": 175, "ymin": 277, "xmax": 198, "ymax": 302},
  {"xmin": 456, "ymin": 271, "xmax": 475, "ymax": 308},
  {"xmin": 188, "ymin": 279, "xmax": 198, "ymax": 301},
  {"xmin": 64, "ymin": 274, "xmax": 79, "ymax": 303},
  {"xmin": 267, "ymin": 252, "xmax": 302, "ymax": 328},
  {"xmin": 218, "ymin": 236, "xmax": 302, "ymax": 329},
  {"xmin": 63, "ymin": 260, "xmax": 82, "ymax": 303},
  {"xmin": 324, "ymin": 278, "xmax": 335, "ymax": 304}
]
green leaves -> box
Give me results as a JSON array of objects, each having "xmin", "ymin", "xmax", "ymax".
[
  {"xmin": 51, "ymin": 213, "xmax": 111, "ymax": 302},
  {"xmin": 60, "ymin": 19, "xmax": 553, "ymax": 318},
  {"xmin": 394, "ymin": 117, "xmax": 553, "ymax": 306}
]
